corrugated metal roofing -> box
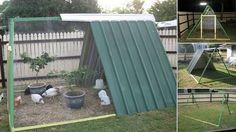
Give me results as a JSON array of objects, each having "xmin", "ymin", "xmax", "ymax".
[
  {"xmin": 187, "ymin": 49, "xmax": 215, "ymax": 74},
  {"xmin": 83, "ymin": 21, "xmax": 176, "ymax": 115}
]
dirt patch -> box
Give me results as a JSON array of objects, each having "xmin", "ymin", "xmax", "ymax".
[{"xmin": 14, "ymin": 87, "xmax": 114, "ymax": 127}]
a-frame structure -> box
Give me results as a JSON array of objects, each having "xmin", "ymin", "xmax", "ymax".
[
  {"xmin": 187, "ymin": 48, "xmax": 231, "ymax": 83},
  {"xmin": 187, "ymin": 5, "xmax": 230, "ymax": 40},
  {"xmin": 184, "ymin": 91, "xmax": 231, "ymax": 127}
]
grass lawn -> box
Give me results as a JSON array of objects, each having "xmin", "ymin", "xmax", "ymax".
[
  {"xmin": 178, "ymin": 102, "xmax": 236, "ymax": 132},
  {"xmin": 178, "ymin": 63, "xmax": 236, "ymax": 88},
  {"xmin": 0, "ymin": 101, "xmax": 176, "ymax": 132},
  {"xmin": 178, "ymin": 23, "xmax": 236, "ymax": 43}
]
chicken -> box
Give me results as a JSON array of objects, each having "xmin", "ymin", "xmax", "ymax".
[
  {"xmin": 31, "ymin": 94, "xmax": 44, "ymax": 104},
  {"xmin": 14, "ymin": 96, "xmax": 23, "ymax": 107},
  {"xmin": 0, "ymin": 93, "xmax": 3, "ymax": 103},
  {"xmin": 98, "ymin": 90, "xmax": 110, "ymax": 105},
  {"xmin": 24, "ymin": 84, "xmax": 53, "ymax": 95},
  {"xmin": 42, "ymin": 88, "xmax": 59, "ymax": 97}
]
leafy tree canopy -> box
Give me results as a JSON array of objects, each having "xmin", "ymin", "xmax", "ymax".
[
  {"xmin": 0, "ymin": 1, "xmax": 10, "ymax": 12},
  {"xmin": 1, "ymin": 0, "xmax": 100, "ymax": 18},
  {"xmin": 0, "ymin": 0, "xmax": 100, "ymax": 32},
  {"xmin": 112, "ymin": 0, "xmax": 144, "ymax": 14},
  {"xmin": 148, "ymin": 0, "xmax": 176, "ymax": 22}
]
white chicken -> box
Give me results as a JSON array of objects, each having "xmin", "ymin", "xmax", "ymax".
[
  {"xmin": 31, "ymin": 94, "xmax": 44, "ymax": 104},
  {"xmin": 42, "ymin": 88, "xmax": 59, "ymax": 97},
  {"xmin": 98, "ymin": 90, "xmax": 110, "ymax": 105},
  {"xmin": 14, "ymin": 96, "xmax": 23, "ymax": 107}
]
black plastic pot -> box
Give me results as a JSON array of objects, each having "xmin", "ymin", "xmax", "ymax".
[
  {"xmin": 28, "ymin": 82, "xmax": 46, "ymax": 94},
  {"xmin": 63, "ymin": 90, "xmax": 86, "ymax": 109}
]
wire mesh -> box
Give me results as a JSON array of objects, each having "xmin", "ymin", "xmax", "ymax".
[{"xmin": 9, "ymin": 18, "xmax": 114, "ymax": 129}]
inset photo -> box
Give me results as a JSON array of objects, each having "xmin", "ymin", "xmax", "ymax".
[
  {"xmin": 178, "ymin": 0, "xmax": 236, "ymax": 42},
  {"xmin": 178, "ymin": 43, "xmax": 236, "ymax": 88},
  {"xmin": 178, "ymin": 89, "xmax": 236, "ymax": 132}
]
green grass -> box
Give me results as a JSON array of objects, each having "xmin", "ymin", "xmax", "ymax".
[
  {"xmin": 178, "ymin": 102, "xmax": 236, "ymax": 132},
  {"xmin": 178, "ymin": 63, "xmax": 236, "ymax": 88},
  {"xmin": 24, "ymin": 108, "xmax": 176, "ymax": 132},
  {"xmin": 0, "ymin": 100, "xmax": 176, "ymax": 132}
]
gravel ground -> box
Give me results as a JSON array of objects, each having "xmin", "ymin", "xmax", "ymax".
[{"xmin": 14, "ymin": 87, "xmax": 114, "ymax": 127}]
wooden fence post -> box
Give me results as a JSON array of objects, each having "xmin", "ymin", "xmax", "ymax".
[
  {"xmin": 0, "ymin": 38, "xmax": 6, "ymax": 88},
  {"xmin": 178, "ymin": 14, "xmax": 180, "ymax": 38},
  {"xmin": 192, "ymin": 12, "xmax": 195, "ymax": 25},
  {"xmin": 187, "ymin": 14, "xmax": 189, "ymax": 29},
  {"xmin": 210, "ymin": 93, "xmax": 212, "ymax": 102}
]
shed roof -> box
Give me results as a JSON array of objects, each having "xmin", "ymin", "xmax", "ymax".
[
  {"xmin": 79, "ymin": 20, "xmax": 176, "ymax": 115},
  {"xmin": 63, "ymin": 14, "xmax": 176, "ymax": 115},
  {"xmin": 187, "ymin": 49, "xmax": 216, "ymax": 74}
]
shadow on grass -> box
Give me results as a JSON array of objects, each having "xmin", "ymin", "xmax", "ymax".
[{"xmin": 191, "ymin": 69, "xmax": 236, "ymax": 85}]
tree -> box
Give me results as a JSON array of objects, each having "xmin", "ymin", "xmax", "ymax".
[
  {"xmin": 0, "ymin": 1, "xmax": 10, "ymax": 12},
  {"xmin": 112, "ymin": 0, "xmax": 144, "ymax": 14},
  {"xmin": 0, "ymin": 0, "xmax": 100, "ymax": 33},
  {"xmin": 2, "ymin": 0, "xmax": 100, "ymax": 18},
  {"xmin": 148, "ymin": 0, "xmax": 176, "ymax": 22}
]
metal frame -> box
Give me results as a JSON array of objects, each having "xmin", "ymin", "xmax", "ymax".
[
  {"xmin": 183, "ymin": 92, "xmax": 231, "ymax": 127},
  {"xmin": 190, "ymin": 48, "xmax": 231, "ymax": 84},
  {"xmin": 8, "ymin": 16, "xmax": 116, "ymax": 132},
  {"xmin": 186, "ymin": 5, "xmax": 230, "ymax": 40}
]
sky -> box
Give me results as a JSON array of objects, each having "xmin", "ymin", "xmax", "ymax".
[
  {"xmin": 0, "ymin": 0, "xmax": 162, "ymax": 10},
  {"xmin": 0, "ymin": 0, "xmax": 6, "ymax": 5},
  {"xmin": 97, "ymin": 0, "xmax": 157, "ymax": 10}
]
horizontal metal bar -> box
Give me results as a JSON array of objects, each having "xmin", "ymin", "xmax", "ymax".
[
  {"xmin": 187, "ymin": 38, "xmax": 230, "ymax": 40},
  {"xmin": 3, "ymin": 55, "xmax": 81, "ymax": 63},
  {"xmin": 178, "ymin": 92, "xmax": 236, "ymax": 95},
  {"xmin": 14, "ymin": 17, "xmax": 61, "ymax": 22},
  {"xmin": 184, "ymin": 115, "xmax": 219, "ymax": 127},
  {"xmin": 178, "ymin": 100, "xmax": 236, "ymax": 104},
  {"xmin": 202, "ymin": 15, "xmax": 216, "ymax": 17},
  {"xmin": 14, "ymin": 75, "xmax": 57, "ymax": 81},
  {"xmin": 13, "ymin": 114, "xmax": 116, "ymax": 132},
  {"xmin": 178, "ymin": 96, "xmax": 226, "ymax": 99}
]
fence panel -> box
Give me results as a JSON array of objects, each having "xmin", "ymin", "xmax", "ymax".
[
  {"xmin": 158, "ymin": 27, "xmax": 177, "ymax": 70},
  {"xmin": 1, "ymin": 32, "xmax": 84, "ymax": 87},
  {"xmin": 0, "ymin": 27, "xmax": 177, "ymax": 87}
]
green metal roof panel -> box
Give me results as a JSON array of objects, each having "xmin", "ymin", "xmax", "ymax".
[
  {"xmin": 187, "ymin": 49, "xmax": 215, "ymax": 74},
  {"xmin": 90, "ymin": 21, "xmax": 176, "ymax": 115}
]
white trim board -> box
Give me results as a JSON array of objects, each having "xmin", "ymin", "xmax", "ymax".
[{"xmin": 60, "ymin": 13, "xmax": 155, "ymax": 22}]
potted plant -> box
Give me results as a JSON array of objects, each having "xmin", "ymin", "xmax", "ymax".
[
  {"xmin": 20, "ymin": 52, "xmax": 54, "ymax": 94},
  {"xmin": 51, "ymin": 66, "xmax": 95, "ymax": 109}
]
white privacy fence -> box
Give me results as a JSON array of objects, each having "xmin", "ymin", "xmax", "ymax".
[
  {"xmin": 158, "ymin": 27, "xmax": 177, "ymax": 73},
  {"xmin": 0, "ymin": 28, "xmax": 177, "ymax": 87}
]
